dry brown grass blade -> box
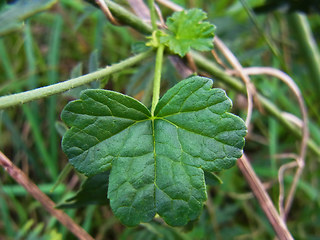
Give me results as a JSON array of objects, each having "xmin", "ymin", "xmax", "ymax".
[
  {"xmin": 127, "ymin": 0, "xmax": 165, "ymax": 28},
  {"xmin": 211, "ymin": 49, "xmax": 230, "ymax": 70},
  {"xmin": 127, "ymin": 0, "xmax": 150, "ymax": 21},
  {"xmin": 214, "ymin": 37, "xmax": 255, "ymax": 128},
  {"xmin": 154, "ymin": 2, "xmax": 166, "ymax": 27},
  {"xmin": 213, "ymin": 36, "xmax": 293, "ymax": 237},
  {"xmin": 278, "ymin": 161, "xmax": 298, "ymax": 219},
  {"xmin": 206, "ymin": 193, "xmax": 223, "ymax": 240},
  {"xmin": 238, "ymin": 155, "xmax": 294, "ymax": 240},
  {"xmin": 156, "ymin": 0, "xmax": 183, "ymax": 11},
  {"xmin": 0, "ymin": 151, "xmax": 95, "ymax": 240},
  {"xmin": 96, "ymin": 0, "xmax": 120, "ymax": 25},
  {"xmin": 242, "ymin": 67, "xmax": 308, "ymax": 159},
  {"xmin": 242, "ymin": 67, "xmax": 309, "ymax": 220}
]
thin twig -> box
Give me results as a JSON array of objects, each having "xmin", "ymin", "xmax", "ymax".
[
  {"xmin": 96, "ymin": 0, "xmax": 120, "ymax": 25},
  {"xmin": 186, "ymin": 53, "xmax": 197, "ymax": 72},
  {"xmin": 211, "ymin": 49, "xmax": 230, "ymax": 70},
  {"xmin": 274, "ymin": 153, "xmax": 299, "ymax": 160},
  {"xmin": 237, "ymin": 155, "xmax": 294, "ymax": 240},
  {"xmin": 206, "ymin": 192, "xmax": 223, "ymax": 240},
  {"xmin": 154, "ymin": 3, "xmax": 166, "ymax": 27},
  {"xmin": 242, "ymin": 67, "xmax": 309, "ymax": 220},
  {"xmin": 0, "ymin": 151, "xmax": 94, "ymax": 240},
  {"xmin": 284, "ymin": 163, "xmax": 304, "ymax": 219},
  {"xmin": 127, "ymin": 0, "xmax": 150, "ymax": 21},
  {"xmin": 242, "ymin": 67, "xmax": 308, "ymax": 161},
  {"xmin": 127, "ymin": 0, "xmax": 164, "ymax": 29},
  {"xmin": 281, "ymin": 112, "xmax": 303, "ymax": 128},
  {"xmin": 168, "ymin": 55, "xmax": 193, "ymax": 78},
  {"xmin": 155, "ymin": 0, "xmax": 183, "ymax": 11},
  {"xmin": 214, "ymin": 37, "xmax": 255, "ymax": 127},
  {"xmin": 278, "ymin": 161, "xmax": 298, "ymax": 219}
]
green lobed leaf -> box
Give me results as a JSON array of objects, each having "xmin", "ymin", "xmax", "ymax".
[
  {"xmin": 0, "ymin": 0, "xmax": 57, "ymax": 37},
  {"xmin": 61, "ymin": 76, "xmax": 246, "ymax": 226},
  {"xmin": 160, "ymin": 9, "xmax": 215, "ymax": 57}
]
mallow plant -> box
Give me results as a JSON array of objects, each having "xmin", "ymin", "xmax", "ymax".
[{"xmin": 60, "ymin": 7, "xmax": 247, "ymax": 227}]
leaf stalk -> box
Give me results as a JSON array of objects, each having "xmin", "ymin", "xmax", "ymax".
[{"xmin": 151, "ymin": 44, "xmax": 164, "ymax": 116}]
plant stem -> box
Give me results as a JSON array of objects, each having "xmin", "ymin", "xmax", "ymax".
[
  {"xmin": 238, "ymin": 155, "xmax": 294, "ymax": 240},
  {"xmin": 148, "ymin": 0, "xmax": 157, "ymax": 30},
  {"xmin": 151, "ymin": 44, "xmax": 164, "ymax": 116},
  {"xmin": 0, "ymin": 151, "xmax": 94, "ymax": 240},
  {"xmin": 0, "ymin": 50, "xmax": 152, "ymax": 109},
  {"xmin": 288, "ymin": 13, "xmax": 320, "ymax": 91}
]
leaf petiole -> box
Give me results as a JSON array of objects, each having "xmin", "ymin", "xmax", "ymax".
[
  {"xmin": 147, "ymin": 0, "xmax": 164, "ymax": 115},
  {"xmin": 151, "ymin": 44, "xmax": 164, "ymax": 116}
]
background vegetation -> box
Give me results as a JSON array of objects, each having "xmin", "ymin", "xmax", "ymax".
[{"xmin": 0, "ymin": 0, "xmax": 319, "ymax": 239}]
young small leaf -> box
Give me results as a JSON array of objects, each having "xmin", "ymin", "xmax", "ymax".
[
  {"xmin": 160, "ymin": 9, "xmax": 215, "ymax": 57},
  {"xmin": 61, "ymin": 76, "xmax": 246, "ymax": 226}
]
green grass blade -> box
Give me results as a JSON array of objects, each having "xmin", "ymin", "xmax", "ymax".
[
  {"xmin": 83, "ymin": 206, "xmax": 96, "ymax": 232},
  {"xmin": 288, "ymin": 13, "xmax": 320, "ymax": 92},
  {"xmin": 50, "ymin": 163, "xmax": 73, "ymax": 192},
  {"xmin": 93, "ymin": 11, "xmax": 104, "ymax": 61},
  {"xmin": 0, "ymin": 192, "xmax": 15, "ymax": 237},
  {"xmin": 24, "ymin": 22, "xmax": 37, "ymax": 90},
  {"xmin": 22, "ymin": 104, "xmax": 57, "ymax": 178},
  {"xmin": 0, "ymin": 39, "xmax": 16, "ymax": 81},
  {"xmin": 47, "ymin": 15, "xmax": 63, "ymax": 173},
  {"xmin": 2, "ymin": 184, "xmax": 66, "ymax": 196},
  {"xmin": 239, "ymin": 0, "xmax": 281, "ymax": 60},
  {"xmin": 24, "ymin": 21, "xmax": 40, "ymax": 130},
  {"xmin": 1, "ymin": 112, "xmax": 40, "ymax": 171}
]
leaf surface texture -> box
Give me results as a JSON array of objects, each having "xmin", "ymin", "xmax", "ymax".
[
  {"xmin": 160, "ymin": 9, "xmax": 215, "ymax": 56},
  {"xmin": 61, "ymin": 76, "xmax": 246, "ymax": 226}
]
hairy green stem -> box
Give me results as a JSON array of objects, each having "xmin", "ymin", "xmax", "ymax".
[
  {"xmin": 0, "ymin": 50, "xmax": 152, "ymax": 109},
  {"xmin": 151, "ymin": 44, "xmax": 164, "ymax": 116}
]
